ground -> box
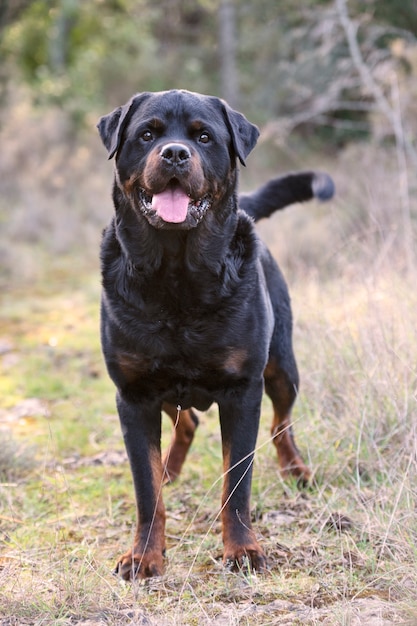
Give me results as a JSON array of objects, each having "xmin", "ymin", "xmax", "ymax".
[{"xmin": 1, "ymin": 267, "xmax": 416, "ymax": 625}]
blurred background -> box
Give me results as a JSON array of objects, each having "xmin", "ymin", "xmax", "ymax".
[
  {"xmin": 0, "ymin": 0, "xmax": 416, "ymax": 286},
  {"xmin": 1, "ymin": 6, "xmax": 417, "ymax": 620}
]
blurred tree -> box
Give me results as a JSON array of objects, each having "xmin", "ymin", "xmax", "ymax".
[
  {"xmin": 0, "ymin": 0, "xmax": 219, "ymax": 120},
  {"xmin": 236, "ymin": 0, "xmax": 416, "ymax": 146},
  {"xmin": 357, "ymin": 0, "xmax": 417, "ymax": 36},
  {"xmin": 218, "ymin": 0, "xmax": 239, "ymax": 106},
  {"xmin": 48, "ymin": 0, "xmax": 78, "ymax": 74},
  {"xmin": 0, "ymin": 0, "xmax": 416, "ymax": 147}
]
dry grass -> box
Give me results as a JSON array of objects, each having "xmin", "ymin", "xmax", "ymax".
[
  {"xmin": 0, "ymin": 88, "xmax": 112, "ymax": 287},
  {"xmin": 1, "ymin": 264, "xmax": 416, "ymax": 625},
  {"xmin": 1, "ymin": 92, "xmax": 417, "ymax": 624}
]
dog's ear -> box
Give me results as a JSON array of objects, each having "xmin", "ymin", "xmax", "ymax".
[
  {"xmin": 97, "ymin": 93, "xmax": 150, "ymax": 160},
  {"xmin": 221, "ymin": 102, "xmax": 260, "ymax": 166}
]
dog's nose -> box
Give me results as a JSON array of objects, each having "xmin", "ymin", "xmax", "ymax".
[{"xmin": 160, "ymin": 143, "xmax": 191, "ymax": 165}]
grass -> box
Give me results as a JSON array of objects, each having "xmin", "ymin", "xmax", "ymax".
[
  {"xmin": 1, "ymin": 258, "xmax": 416, "ymax": 625},
  {"xmin": 1, "ymin": 80, "xmax": 416, "ymax": 624}
]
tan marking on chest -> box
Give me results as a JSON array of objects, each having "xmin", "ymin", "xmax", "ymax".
[
  {"xmin": 222, "ymin": 348, "xmax": 248, "ymax": 375},
  {"xmin": 117, "ymin": 352, "xmax": 150, "ymax": 381}
]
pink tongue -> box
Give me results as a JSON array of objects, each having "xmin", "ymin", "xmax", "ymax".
[{"xmin": 151, "ymin": 186, "xmax": 190, "ymax": 223}]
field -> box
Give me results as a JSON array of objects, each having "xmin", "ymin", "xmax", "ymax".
[
  {"xmin": 1, "ymin": 101, "xmax": 417, "ymax": 624},
  {"xmin": 1, "ymin": 257, "xmax": 416, "ymax": 624}
]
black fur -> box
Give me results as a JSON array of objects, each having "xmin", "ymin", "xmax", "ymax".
[
  {"xmin": 97, "ymin": 89, "xmax": 334, "ymax": 580},
  {"xmin": 240, "ymin": 171, "xmax": 334, "ymax": 220}
]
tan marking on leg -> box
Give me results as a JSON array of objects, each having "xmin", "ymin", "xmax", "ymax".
[
  {"xmin": 162, "ymin": 403, "xmax": 198, "ymax": 483},
  {"xmin": 116, "ymin": 447, "xmax": 166, "ymax": 580}
]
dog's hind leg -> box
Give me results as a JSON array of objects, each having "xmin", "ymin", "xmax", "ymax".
[
  {"xmin": 261, "ymin": 248, "xmax": 311, "ymax": 485},
  {"xmin": 162, "ymin": 403, "xmax": 199, "ymax": 483},
  {"xmin": 264, "ymin": 358, "xmax": 311, "ymax": 485}
]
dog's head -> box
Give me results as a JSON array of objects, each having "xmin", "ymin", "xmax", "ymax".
[{"xmin": 98, "ymin": 90, "xmax": 259, "ymax": 229}]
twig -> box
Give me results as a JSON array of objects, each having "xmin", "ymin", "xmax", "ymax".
[
  {"xmin": 335, "ymin": 0, "xmax": 417, "ymax": 167},
  {"xmin": 0, "ymin": 514, "xmax": 24, "ymax": 524},
  {"xmin": 335, "ymin": 0, "xmax": 393, "ymax": 122},
  {"xmin": 336, "ymin": 0, "xmax": 416, "ymax": 271},
  {"xmin": 391, "ymin": 71, "xmax": 414, "ymax": 270}
]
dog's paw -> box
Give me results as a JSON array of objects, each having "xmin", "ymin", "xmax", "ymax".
[
  {"xmin": 223, "ymin": 543, "xmax": 267, "ymax": 574},
  {"xmin": 114, "ymin": 549, "xmax": 165, "ymax": 580},
  {"xmin": 278, "ymin": 458, "xmax": 312, "ymax": 491}
]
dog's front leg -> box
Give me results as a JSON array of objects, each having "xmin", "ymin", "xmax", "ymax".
[
  {"xmin": 218, "ymin": 379, "xmax": 267, "ymax": 573},
  {"xmin": 115, "ymin": 393, "xmax": 166, "ymax": 580}
]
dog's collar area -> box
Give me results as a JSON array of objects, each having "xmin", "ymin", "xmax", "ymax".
[{"xmin": 138, "ymin": 188, "xmax": 211, "ymax": 227}]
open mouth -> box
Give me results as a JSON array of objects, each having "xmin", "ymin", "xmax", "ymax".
[{"xmin": 139, "ymin": 181, "xmax": 211, "ymax": 226}]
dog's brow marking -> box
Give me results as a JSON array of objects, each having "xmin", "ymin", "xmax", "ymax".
[
  {"xmin": 150, "ymin": 117, "xmax": 164, "ymax": 129},
  {"xmin": 189, "ymin": 120, "xmax": 205, "ymax": 131}
]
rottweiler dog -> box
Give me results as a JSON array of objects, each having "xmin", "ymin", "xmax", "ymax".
[{"xmin": 97, "ymin": 89, "xmax": 334, "ymax": 580}]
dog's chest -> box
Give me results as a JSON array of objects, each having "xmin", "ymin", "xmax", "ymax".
[
  {"xmin": 131, "ymin": 283, "xmax": 240, "ymax": 359},
  {"xmin": 111, "ymin": 298, "xmax": 253, "ymax": 404},
  {"xmin": 108, "ymin": 268, "xmax": 258, "ymax": 383},
  {"xmin": 102, "ymin": 240, "xmax": 272, "ymax": 395}
]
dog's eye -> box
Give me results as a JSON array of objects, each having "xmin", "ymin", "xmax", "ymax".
[
  {"xmin": 198, "ymin": 132, "xmax": 210, "ymax": 144},
  {"xmin": 141, "ymin": 130, "xmax": 153, "ymax": 142}
]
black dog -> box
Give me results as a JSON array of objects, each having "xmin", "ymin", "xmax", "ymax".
[{"xmin": 97, "ymin": 89, "xmax": 334, "ymax": 580}]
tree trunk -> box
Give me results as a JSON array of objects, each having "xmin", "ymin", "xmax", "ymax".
[
  {"xmin": 218, "ymin": 0, "xmax": 239, "ymax": 106},
  {"xmin": 48, "ymin": 0, "xmax": 78, "ymax": 74}
]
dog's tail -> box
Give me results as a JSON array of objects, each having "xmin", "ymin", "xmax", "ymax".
[{"xmin": 239, "ymin": 171, "xmax": 334, "ymax": 222}]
